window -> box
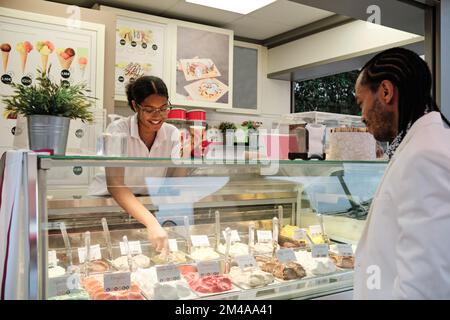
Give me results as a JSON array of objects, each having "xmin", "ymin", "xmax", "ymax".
[{"xmin": 292, "ymin": 70, "xmax": 360, "ymax": 115}]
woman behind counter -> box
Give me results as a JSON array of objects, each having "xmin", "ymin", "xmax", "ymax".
[{"xmin": 89, "ymin": 76, "xmax": 182, "ymax": 252}]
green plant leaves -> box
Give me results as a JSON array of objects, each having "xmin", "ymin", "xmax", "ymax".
[{"xmin": 2, "ymin": 65, "xmax": 95, "ymax": 122}]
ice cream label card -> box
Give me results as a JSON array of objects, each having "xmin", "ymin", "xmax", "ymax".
[
  {"xmin": 77, "ymin": 244, "xmax": 102, "ymax": 263},
  {"xmin": 197, "ymin": 261, "xmax": 221, "ymax": 278},
  {"xmin": 276, "ymin": 249, "xmax": 296, "ymax": 263},
  {"xmin": 293, "ymin": 229, "xmax": 307, "ymax": 241},
  {"xmin": 48, "ymin": 250, "xmax": 58, "ymax": 268},
  {"xmin": 48, "ymin": 274, "xmax": 82, "ymax": 297},
  {"xmin": 156, "ymin": 264, "xmax": 181, "ymax": 283},
  {"xmin": 257, "ymin": 230, "xmax": 273, "ymax": 243},
  {"xmin": 103, "ymin": 272, "xmax": 131, "ymax": 292},
  {"xmin": 309, "ymin": 225, "xmax": 322, "ymax": 236},
  {"xmin": 184, "ymin": 78, "xmax": 228, "ymax": 103},
  {"xmin": 119, "ymin": 240, "xmax": 142, "ymax": 255},
  {"xmin": 168, "ymin": 239, "xmax": 179, "ymax": 252},
  {"xmin": 234, "ymin": 255, "xmax": 257, "ymax": 269},
  {"xmin": 311, "ymin": 244, "xmax": 329, "ymax": 258},
  {"xmin": 222, "ymin": 230, "xmax": 240, "ymax": 243},
  {"xmin": 180, "ymin": 58, "xmax": 221, "ymax": 81},
  {"xmin": 191, "ymin": 235, "xmax": 210, "ymax": 247},
  {"xmin": 336, "ymin": 244, "xmax": 353, "ymax": 257}
]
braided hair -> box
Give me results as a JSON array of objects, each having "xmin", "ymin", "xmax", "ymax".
[{"xmin": 359, "ymin": 47, "xmax": 439, "ymax": 134}]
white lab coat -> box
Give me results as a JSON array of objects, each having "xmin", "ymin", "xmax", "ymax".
[
  {"xmin": 354, "ymin": 111, "xmax": 450, "ymax": 299},
  {"xmin": 88, "ymin": 114, "xmax": 180, "ymax": 195}
]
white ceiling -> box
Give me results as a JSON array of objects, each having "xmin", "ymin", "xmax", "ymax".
[{"xmin": 48, "ymin": 0, "xmax": 335, "ymax": 40}]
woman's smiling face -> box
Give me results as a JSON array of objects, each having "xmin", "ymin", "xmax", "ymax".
[{"xmin": 134, "ymin": 94, "xmax": 170, "ymax": 133}]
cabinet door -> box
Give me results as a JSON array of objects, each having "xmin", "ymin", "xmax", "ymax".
[
  {"xmin": 171, "ymin": 22, "xmax": 233, "ymax": 109},
  {"xmin": 217, "ymin": 41, "xmax": 263, "ymax": 115}
]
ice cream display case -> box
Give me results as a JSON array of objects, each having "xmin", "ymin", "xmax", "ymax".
[{"xmin": 21, "ymin": 154, "xmax": 387, "ymax": 300}]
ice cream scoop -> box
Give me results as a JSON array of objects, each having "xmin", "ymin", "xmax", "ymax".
[
  {"xmin": 1, "ymin": 43, "xmax": 11, "ymax": 73},
  {"xmin": 16, "ymin": 41, "xmax": 33, "ymax": 73}
]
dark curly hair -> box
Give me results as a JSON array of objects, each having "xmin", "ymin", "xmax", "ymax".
[
  {"xmin": 359, "ymin": 47, "xmax": 439, "ymax": 133},
  {"xmin": 125, "ymin": 76, "xmax": 169, "ymax": 111}
]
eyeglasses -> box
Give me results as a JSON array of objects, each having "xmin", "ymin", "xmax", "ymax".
[{"xmin": 137, "ymin": 101, "xmax": 172, "ymax": 115}]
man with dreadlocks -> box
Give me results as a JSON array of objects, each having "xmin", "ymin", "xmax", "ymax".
[{"xmin": 353, "ymin": 47, "xmax": 450, "ymax": 299}]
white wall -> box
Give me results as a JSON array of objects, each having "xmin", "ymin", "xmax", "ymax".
[{"xmin": 268, "ymin": 20, "xmax": 424, "ymax": 75}]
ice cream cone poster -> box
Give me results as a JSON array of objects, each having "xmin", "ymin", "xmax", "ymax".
[
  {"xmin": 36, "ymin": 41, "xmax": 55, "ymax": 72},
  {"xmin": 76, "ymin": 48, "xmax": 88, "ymax": 79},
  {"xmin": 57, "ymin": 47, "xmax": 75, "ymax": 75},
  {"xmin": 16, "ymin": 41, "xmax": 33, "ymax": 74},
  {"xmin": 1, "ymin": 43, "xmax": 11, "ymax": 74}
]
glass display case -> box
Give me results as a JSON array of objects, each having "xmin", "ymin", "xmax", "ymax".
[{"xmin": 24, "ymin": 155, "xmax": 387, "ymax": 300}]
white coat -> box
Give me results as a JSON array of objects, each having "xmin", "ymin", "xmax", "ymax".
[
  {"xmin": 354, "ymin": 111, "xmax": 450, "ymax": 299},
  {"xmin": 88, "ymin": 114, "xmax": 180, "ymax": 196}
]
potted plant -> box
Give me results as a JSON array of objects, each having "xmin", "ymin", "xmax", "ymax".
[
  {"xmin": 239, "ymin": 120, "xmax": 263, "ymax": 145},
  {"xmin": 2, "ymin": 65, "xmax": 95, "ymax": 155},
  {"xmin": 218, "ymin": 121, "xmax": 236, "ymax": 144}
]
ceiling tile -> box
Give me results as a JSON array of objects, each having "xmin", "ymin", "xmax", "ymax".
[
  {"xmin": 248, "ymin": 0, "xmax": 334, "ymax": 27},
  {"xmin": 98, "ymin": 0, "xmax": 180, "ymax": 14},
  {"xmin": 226, "ymin": 16, "xmax": 294, "ymax": 40}
]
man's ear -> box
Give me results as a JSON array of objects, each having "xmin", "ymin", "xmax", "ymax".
[
  {"xmin": 378, "ymin": 80, "xmax": 395, "ymax": 105},
  {"xmin": 131, "ymin": 100, "xmax": 137, "ymax": 112}
]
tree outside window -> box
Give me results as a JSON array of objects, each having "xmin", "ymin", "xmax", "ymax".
[{"xmin": 293, "ymin": 70, "xmax": 360, "ymax": 116}]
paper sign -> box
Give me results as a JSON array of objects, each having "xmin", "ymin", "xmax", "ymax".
[
  {"xmin": 120, "ymin": 241, "xmax": 142, "ymax": 255},
  {"xmin": 311, "ymin": 244, "xmax": 329, "ymax": 258},
  {"xmin": 168, "ymin": 239, "xmax": 178, "ymax": 252},
  {"xmin": 336, "ymin": 244, "xmax": 354, "ymax": 257},
  {"xmin": 156, "ymin": 265, "xmax": 181, "ymax": 283},
  {"xmin": 309, "ymin": 225, "xmax": 322, "ymax": 236},
  {"xmin": 234, "ymin": 255, "xmax": 257, "ymax": 269},
  {"xmin": 197, "ymin": 261, "xmax": 221, "ymax": 277},
  {"xmin": 48, "ymin": 250, "xmax": 58, "ymax": 268},
  {"xmin": 48, "ymin": 274, "xmax": 81, "ymax": 296},
  {"xmin": 222, "ymin": 230, "xmax": 241, "ymax": 243},
  {"xmin": 78, "ymin": 244, "xmax": 102, "ymax": 263},
  {"xmin": 293, "ymin": 229, "xmax": 307, "ymax": 241},
  {"xmin": 191, "ymin": 235, "xmax": 210, "ymax": 247},
  {"xmin": 276, "ymin": 248, "xmax": 296, "ymax": 263},
  {"xmin": 104, "ymin": 272, "xmax": 131, "ymax": 292},
  {"xmin": 256, "ymin": 230, "xmax": 272, "ymax": 243}
]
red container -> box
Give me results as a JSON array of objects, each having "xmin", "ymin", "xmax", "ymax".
[
  {"xmin": 187, "ymin": 109, "xmax": 206, "ymax": 121},
  {"xmin": 168, "ymin": 108, "xmax": 187, "ymax": 121}
]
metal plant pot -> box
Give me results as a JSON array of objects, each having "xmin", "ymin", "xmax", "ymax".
[{"xmin": 27, "ymin": 115, "xmax": 70, "ymax": 155}]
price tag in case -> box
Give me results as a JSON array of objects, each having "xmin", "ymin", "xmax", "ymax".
[
  {"xmin": 336, "ymin": 244, "xmax": 354, "ymax": 257},
  {"xmin": 48, "ymin": 274, "xmax": 81, "ymax": 297},
  {"xmin": 78, "ymin": 244, "xmax": 102, "ymax": 263},
  {"xmin": 48, "ymin": 250, "xmax": 58, "ymax": 268},
  {"xmin": 197, "ymin": 261, "xmax": 221, "ymax": 278},
  {"xmin": 190, "ymin": 235, "xmax": 210, "ymax": 247},
  {"xmin": 292, "ymin": 229, "xmax": 307, "ymax": 240},
  {"xmin": 234, "ymin": 255, "xmax": 257, "ymax": 269},
  {"xmin": 104, "ymin": 272, "xmax": 131, "ymax": 292},
  {"xmin": 222, "ymin": 230, "xmax": 241, "ymax": 243},
  {"xmin": 311, "ymin": 244, "xmax": 329, "ymax": 258},
  {"xmin": 168, "ymin": 239, "xmax": 178, "ymax": 252},
  {"xmin": 256, "ymin": 230, "xmax": 272, "ymax": 243},
  {"xmin": 276, "ymin": 248, "xmax": 296, "ymax": 263},
  {"xmin": 156, "ymin": 265, "xmax": 181, "ymax": 283},
  {"xmin": 120, "ymin": 240, "xmax": 142, "ymax": 255},
  {"xmin": 309, "ymin": 225, "xmax": 322, "ymax": 237}
]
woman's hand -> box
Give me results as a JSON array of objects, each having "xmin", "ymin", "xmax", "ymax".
[{"xmin": 147, "ymin": 223, "xmax": 169, "ymax": 252}]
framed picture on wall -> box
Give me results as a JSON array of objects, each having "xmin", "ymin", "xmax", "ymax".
[
  {"xmin": 0, "ymin": 7, "xmax": 105, "ymax": 155},
  {"xmin": 99, "ymin": 6, "xmax": 171, "ymax": 102},
  {"xmin": 171, "ymin": 21, "xmax": 233, "ymax": 109}
]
